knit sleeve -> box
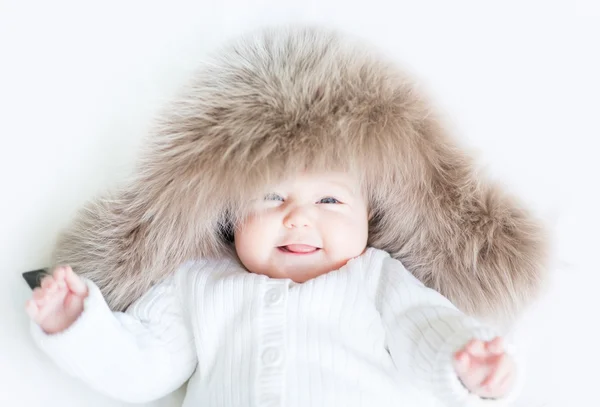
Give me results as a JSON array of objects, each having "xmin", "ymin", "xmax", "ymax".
[
  {"xmin": 376, "ymin": 256, "xmax": 523, "ymax": 406},
  {"xmin": 29, "ymin": 272, "xmax": 197, "ymax": 403}
]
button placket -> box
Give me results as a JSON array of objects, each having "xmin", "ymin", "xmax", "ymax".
[
  {"xmin": 265, "ymin": 287, "xmax": 283, "ymax": 306},
  {"xmin": 261, "ymin": 395, "xmax": 280, "ymax": 407},
  {"xmin": 256, "ymin": 280, "xmax": 288, "ymax": 407},
  {"xmin": 261, "ymin": 346, "xmax": 282, "ymax": 366}
]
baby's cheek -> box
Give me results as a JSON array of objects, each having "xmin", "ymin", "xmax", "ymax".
[
  {"xmin": 327, "ymin": 217, "xmax": 367, "ymax": 250},
  {"xmin": 236, "ymin": 216, "xmax": 277, "ymax": 262}
]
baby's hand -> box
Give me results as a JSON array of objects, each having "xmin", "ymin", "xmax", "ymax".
[
  {"xmin": 25, "ymin": 266, "xmax": 88, "ymax": 334},
  {"xmin": 453, "ymin": 337, "xmax": 515, "ymax": 399}
]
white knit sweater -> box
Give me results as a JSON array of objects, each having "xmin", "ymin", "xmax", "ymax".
[{"xmin": 30, "ymin": 248, "xmax": 520, "ymax": 406}]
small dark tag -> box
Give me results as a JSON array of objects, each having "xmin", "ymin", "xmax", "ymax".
[{"xmin": 22, "ymin": 269, "xmax": 50, "ymax": 290}]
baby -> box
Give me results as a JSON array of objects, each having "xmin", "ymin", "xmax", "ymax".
[{"xmin": 26, "ymin": 170, "xmax": 520, "ymax": 407}]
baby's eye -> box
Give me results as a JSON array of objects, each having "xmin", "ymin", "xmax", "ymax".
[
  {"xmin": 264, "ymin": 193, "xmax": 284, "ymax": 201},
  {"xmin": 318, "ymin": 197, "xmax": 340, "ymax": 204}
]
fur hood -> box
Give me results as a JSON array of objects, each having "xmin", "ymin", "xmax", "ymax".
[{"xmin": 53, "ymin": 25, "xmax": 548, "ymax": 322}]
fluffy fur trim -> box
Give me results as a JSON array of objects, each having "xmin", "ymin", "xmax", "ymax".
[{"xmin": 53, "ymin": 25, "xmax": 548, "ymax": 321}]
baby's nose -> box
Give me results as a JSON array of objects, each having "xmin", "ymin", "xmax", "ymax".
[{"xmin": 283, "ymin": 206, "xmax": 312, "ymax": 228}]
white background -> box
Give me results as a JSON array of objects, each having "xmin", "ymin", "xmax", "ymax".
[{"xmin": 1, "ymin": 1, "xmax": 598, "ymax": 406}]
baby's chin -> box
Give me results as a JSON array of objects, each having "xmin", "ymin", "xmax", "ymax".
[
  {"xmin": 251, "ymin": 257, "xmax": 354, "ymax": 282},
  {"xmin": 255, "ymin": 267, "xmax": 329, "ymax": 283}
]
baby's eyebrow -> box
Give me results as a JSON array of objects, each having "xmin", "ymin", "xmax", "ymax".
[{"xmin": 324, "ymin": 181, "xmax": 357, "ymax": 196}]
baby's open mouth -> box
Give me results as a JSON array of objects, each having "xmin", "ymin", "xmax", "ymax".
[{"xmin": 277, "ymin": 244, "xmax": 321, "ymax": 254}]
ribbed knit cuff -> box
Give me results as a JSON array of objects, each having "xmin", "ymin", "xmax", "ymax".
[
  {"xmin": 29, "ymin": 278, "xmax": 116, "ymax": 377},
  {"xmin": 421, "ymin": 327, "xmax": 522, "ymax": 406}
]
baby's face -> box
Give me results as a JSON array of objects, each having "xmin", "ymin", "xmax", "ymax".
[{"xmin": 234, "ymin": 172, "xmax": 369, "ymax": 282}]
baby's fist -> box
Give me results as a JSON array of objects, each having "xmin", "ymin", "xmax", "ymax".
[
  {"xmin": 453, "ymin": 337, "xmax": 516, "ymax": 399},
  {"xmin": 25, "ymin": 266, "xmax": 88, "ymax": 334}
]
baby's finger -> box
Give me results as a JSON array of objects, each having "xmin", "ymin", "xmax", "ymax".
[
  {"xmin": 32, "ymin": 287, "xmax": 45, "ymax": 302},
  {"xmin": 466, "ymin": 339, "xmax": 486, "ymax": 357},
  {"xmin": 25, "ymin": 299, "xmax": 39, "ymax": 319},
  {"xmin": 460, "ymin": 339, "xmax": 476, "ymax": 354},
  {"xmin": 481, "ymin": 354, "xmax": 510, "ymax": 389},
  {"xmin": 485, "ymin": 337, "xmax": 504, "ymax": 354},
  {"xmin": 64, "ymin": 267, "xmax": 87, "ymax": 296},
  {"xmin": 53, "ymin": 266, "xmax": 67, "ymax": 281},
  {"xmin": 495, "ymin": 371, "xmax": 514, "ymax": 396},
  {"xmin": 453, "ymin": 350, "xmax": 471, "ymax": 373},
  {"xmin": 42, "ymin": 276, "xmax": 62, "ymax": 294},
  {"xmin": 40, "ymin": 275, "xmax": 54, "ymax": 290},
  {"xmin": 49, "ymin": 266, "xmax": 68, "ymax": 291}
]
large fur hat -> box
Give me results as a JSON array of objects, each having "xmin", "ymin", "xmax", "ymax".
[{"xmin": 53, "ymin": 25, "xmax": 548, "ymax": 321}]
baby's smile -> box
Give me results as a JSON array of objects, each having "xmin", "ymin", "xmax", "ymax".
[{"xmin": 277, "ymin": 244, "xmax": 322, "ymax": 254}]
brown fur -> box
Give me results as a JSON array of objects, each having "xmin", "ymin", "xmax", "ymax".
[{"xmin": 53, "ymin": 25, "xmax": 548, "ymax": 322}]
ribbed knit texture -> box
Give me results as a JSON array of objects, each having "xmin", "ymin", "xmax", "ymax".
[{"xmin": 30, "ymin": 248, "xmax": 521, "ymax": 406}]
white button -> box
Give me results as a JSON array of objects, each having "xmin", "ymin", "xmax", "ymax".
[
  {"xmin": 261, "ymin": 347, "xmax": 282, "ymax": 366},
  {"xmin": 265, "ymin": 288, "xmax": 282, "ymax": 305}
]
